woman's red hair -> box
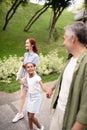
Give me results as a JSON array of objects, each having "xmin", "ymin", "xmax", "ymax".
[{"xmin": 28, "ymin": 38, "xmax": 39, "ymax": 54}]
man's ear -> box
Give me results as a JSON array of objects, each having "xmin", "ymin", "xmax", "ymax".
[{"xmin": 71, "ymin": 35, "xmax": 76, "ymax": 44}]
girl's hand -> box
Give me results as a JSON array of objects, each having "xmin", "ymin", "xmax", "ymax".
[
  {"xmin": 46, "ymin": 88, "xmax": 53, "ymax": 98},
  {"xmin": 46, "ymin": 86, "xmax": 55, "ymax": 98}
]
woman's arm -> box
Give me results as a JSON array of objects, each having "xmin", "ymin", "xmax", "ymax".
[
  {"xmin": 19, "ymin": 77, "xmax": 28, "ymax": 88},
  {"xmin": 20, "ymin": 57, "xmax": 24, "ymax": 62}
]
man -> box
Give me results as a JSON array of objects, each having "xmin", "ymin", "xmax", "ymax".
[{"xmin": 47, "ymin": 21, "xmax": 87, "ymax": 130}]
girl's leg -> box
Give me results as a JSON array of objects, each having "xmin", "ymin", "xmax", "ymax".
[
  {"xmin": 28, "ymin": 112, "xmax": 41, "ymax": 129},
  {"xmin": 28, "ymin": 112, "xmax": 33, "ymax": 130},
  {"xmin": 18, "ymin": 89, "xmax": 27, "ymax": 113}
]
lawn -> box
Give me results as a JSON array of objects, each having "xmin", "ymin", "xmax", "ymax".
[{"xmin": 0, "ymin": 1, "xmax": 75, "ymax": 92}]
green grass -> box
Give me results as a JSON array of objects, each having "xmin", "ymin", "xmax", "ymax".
[
  {"xmin": 0, "ymin": 78, "xmax": 19, "ymax": 93},
  {"xmin": 0, "ymin": 73, "xmax": 59, "ymax": 93},
  {"xmin": 0, "ymin": 2, "xmax": 74, "ymax": 58},
  {"xmin": 0, "ymin": 1, "xmax": 75, "ymax": 92}
]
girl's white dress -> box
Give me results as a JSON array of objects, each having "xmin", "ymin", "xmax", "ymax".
[{"xmin": 27, "ymin": 74, "xmax": 42, "ymax": 113}]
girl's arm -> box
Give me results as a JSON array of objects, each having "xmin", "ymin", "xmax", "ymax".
[
  {"xmin": 39, "ymin": 80, "xmax": 55, "ymax": 98},
  {"xmin": 39, "ymin": 80, "xmax": 49, "ymax": 93}
]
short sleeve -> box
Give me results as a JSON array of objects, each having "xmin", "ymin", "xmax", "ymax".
[
  {"xmin": 24, "ymin": 52, "xmax": 27, "ymax": 57},
  {"xmin": 36, "ymin": 75, "xmax": 41, "ymax": 82},
  {"xmin": 32, "ymin": 54, "xmax": 39, "ymax": 67}
]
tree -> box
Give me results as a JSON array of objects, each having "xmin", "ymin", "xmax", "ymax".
[
  {"xmin": 84, "ymin": 0, "xmax": 87, "ymax": 8},
  {"xmin": 83, "ymin": 0, "xmax": 87, "ymax": 23},
  {"xmin": 24, "ymin": 0, "xmax": 74, "ymax": 42},
  {"xmin": 24, "ymin": 5, "xmax": 49, "ymax": 31},
  {"xmin": 3, "ymin": 0, "xmax": 74, "ymax": 42},
  {"xmin": 48, "ymin": 0, "xmax": 73, "ymax": 42},
  {"xmin": 2, "ymin": 0, "xmax": 27, "ymax": 30}
]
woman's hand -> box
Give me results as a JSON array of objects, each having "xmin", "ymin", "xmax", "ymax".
[
  {"xmin": 20, "ymin": 56, "xmax": 24, "ymax": 62},
  {"xmin": 19, "ymin": 78, "xmax": 24, "ymax": 85}
]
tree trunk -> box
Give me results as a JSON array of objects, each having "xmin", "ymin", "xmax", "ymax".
[
  {"xmin": 48, "ymin": 13, "xmax": 57, "ymax": 43},
  {"xmin": 2, "ymin": 0, "xmax": 22, "ymax": 30},
  {"xmin": 85, "ymin": 0, "xmax": 87, "ymax": 8},
  {"xmin": 24, "ymin": 6, "xmax": 49, "ymax": 31},
  {"xmin": 48, "ymin": 8, "xmax": 64, "ymax": 43}
]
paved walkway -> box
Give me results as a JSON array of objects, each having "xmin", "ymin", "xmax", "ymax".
[{"xmin": 0, "ymin": 81, "xmax": 56, "ymax": 130}]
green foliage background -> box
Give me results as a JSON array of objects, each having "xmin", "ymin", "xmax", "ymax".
[{"xmin": 0, "ymin": 1, "xmax": 74, "ymax": 92}]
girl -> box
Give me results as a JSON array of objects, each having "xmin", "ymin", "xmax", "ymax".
[
  {"xmin": 20, "ymin": 61, "xmax": 49, "ymax": 130},
  {"xmin": 12, "ymin": 38, "xmax": 39, "ymax": 123}
]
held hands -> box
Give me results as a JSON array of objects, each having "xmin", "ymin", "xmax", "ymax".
[{"xmin": 46, "ymin": 86, "xmax": 55, "ymax": 98}]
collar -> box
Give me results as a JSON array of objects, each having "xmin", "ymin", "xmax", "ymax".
[
  {"xmin": 28, "ymin": 52, "xmax": 34, "ymax": 56},
  {"xmin": 77, "ymin": 49, "xmax": 87, "ymax": 63}
]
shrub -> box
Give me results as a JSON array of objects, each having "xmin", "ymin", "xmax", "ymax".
[
  {"xmin": 37, "ymin": 50, "xmax": 64, "ymax": 75},
  {"xmin": 0, "ymin": 55, "xmax": 20, "ymax": 82},
  {"xmin": 0, "ymin": 50, "xmax": 64, "ymax": 82}
]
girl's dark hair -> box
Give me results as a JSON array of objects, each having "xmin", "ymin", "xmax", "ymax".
[{"xmin": 28, "ymin": 38, "xmax": 39, "ymax": 54}]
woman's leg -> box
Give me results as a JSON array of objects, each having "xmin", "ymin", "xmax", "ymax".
[
  {"xmin": 12, "ymin": 88, "xmax": 27, "ymax": 123},
  {"xmin": 18, "ymin": 89, "xmax": 27, "ymax": 113},
  {"xmin": 28, "ymin": 112, "xmax": 41, "ymax": 129}
]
